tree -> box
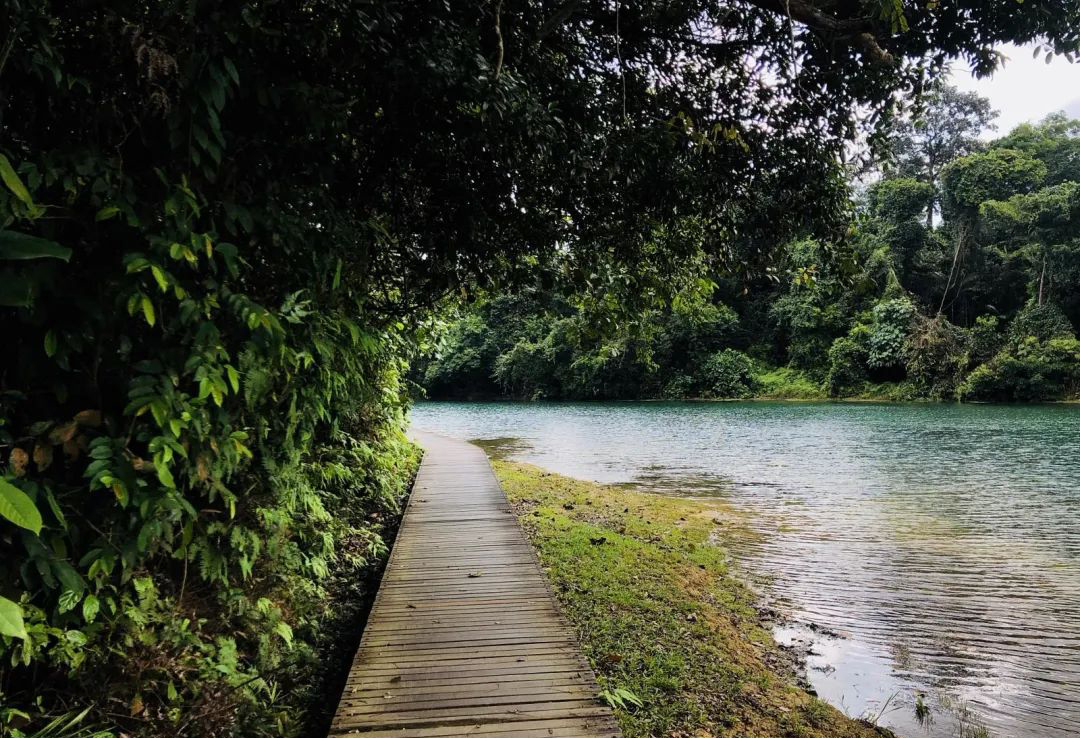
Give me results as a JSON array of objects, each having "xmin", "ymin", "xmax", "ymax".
[
  {"xmin": 981, "ymin": 181, "xmax": 1080, "ymax": 306},
  {"xmin": 5, "ymin": 0, "xmax": 1080, "ymax": 733},
  {"xmin": 888, "ymin": 83, "xmax": 999, "ymax": 226},
  {"xmin": 865, "ymin": 178, "xmax": 936, "ymax": 283},
  {"xmin": 994, "ymin": 113, "xmax": 1080, "ymax": 186}
]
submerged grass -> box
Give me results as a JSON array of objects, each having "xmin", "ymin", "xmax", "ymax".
[{"xmin": 495, "ymin": 460, "xmax": 886, "ymax": 738}]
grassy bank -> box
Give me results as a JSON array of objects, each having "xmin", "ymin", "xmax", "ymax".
[
  {"xmin": 752, "ymin": 366, "xmax": 929, "ymax": 402},
  {"xmin": 494, "ymin": 460, "xmax": 887, "ymax": 738}
]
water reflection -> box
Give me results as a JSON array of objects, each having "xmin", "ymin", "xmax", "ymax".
[{"xmin": 410, "ymin": 401, "xmax": 1080, "ymax": 738}]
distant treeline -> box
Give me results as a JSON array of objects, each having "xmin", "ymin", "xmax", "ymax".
[{"xmin": 420, "ymin": 106, "xmax": 1080, "ymax": 403}]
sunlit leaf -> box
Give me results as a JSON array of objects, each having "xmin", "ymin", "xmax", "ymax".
[
  {"xmin": 0, "ymin": 478, "xmax": 43, "ymax": 534},
  {"xmin": 0, "ymin": 596, "xmax": 27, "ymax": 640},
  {"xmin": 0, "ymin": 154, "xmax": 34, "ymax": 209},
  {"xmin": 141, "ymin": 295, "xmax": 156, "ymax": 326}
]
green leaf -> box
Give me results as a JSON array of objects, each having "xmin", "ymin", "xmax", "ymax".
[
  {"xmin": 0, "ymin": 230, "xmax": 71, "ymax": 261},
  {"xmin": 226, "ymin": 365, "xmax": 240, "ymax": 393},
  {"xmin": 58, "ymin": 589, "xmax": 81, "ymax": 614},
  {"xmin": 82, "ymin": 594, "xmax": 100, "ymax": 623},
  {"xmin": 95, "ymin": 206, "xmax": 121, "ymax": 221},
  {"xmin": 54, "ymin": 560, "xmax": 85, "ymax": 597},
  {"xmin": 64, "ymin": 629, "xmax": 88, "ymax": 647},
  {"xmin": 0, "ymin": 478, "xmax": 43, "ymax": 534},
  {"xmin": 0, "ymin": 154, "xmax": 34, "ymax": 209},
  {"xmin": 151, "ymin": 265, "xmax": 169, "ymax": 292},
  {"xmin": 141, "ymin": 295, "xmax": 156, "ymax": 326},
  {"xmin": 193, "ymin": 125, "xmax": 210, "ymax": 151},
  {"xmin": 614, "ymin": 688, "xmax": 644, "ymax": 708},
  {"xmin": 0, "ymin": 596, "xmax": 27, "ymax": 640},
  {"xmin": 42, "ymin": 485, "xmax": 67, "ymax": 530},
  {"xmin": 274, "ymin": 621, "xmax": 293, "ymax": 645},
  {"xmin": 44, "ymin": 330, "xmax": 58, "ymax": 357},
  {"xmin": 156, "ymin": 461, "xmax": 176, "ymax": 489}
]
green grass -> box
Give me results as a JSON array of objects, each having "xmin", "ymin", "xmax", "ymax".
[
  {"xmin": 495, "ymin": 461, "xmax": 887, "ymax": 738},
  {"xmin": 754, "ymin": 367, "xmax": 826, "ymax": 399}
]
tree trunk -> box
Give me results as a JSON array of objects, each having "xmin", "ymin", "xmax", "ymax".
[{"xmin": 1038, "ymin": 254, "xmax": 1046, "ymax": 306}]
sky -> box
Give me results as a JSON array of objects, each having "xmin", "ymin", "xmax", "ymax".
[{"xmin": 948, "ymin": 42, "xmax": 1080, "ymax": 138}]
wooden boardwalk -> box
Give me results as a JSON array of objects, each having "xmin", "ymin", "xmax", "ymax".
[{"xmin": 328, "ymin": 431, "xmax": 620, "ymax": 738}]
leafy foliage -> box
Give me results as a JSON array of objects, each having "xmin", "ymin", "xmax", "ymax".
[
  {"xmin": 700, "ymin": 350, "xmax": 758, "ymax": 399},
  {"xmin": 886, "ymin": 83, "xmax": 998, "ymax": 223},
  {"xmin": 6, "ymin": 1, "xmax": 1080, "ymax": 734},
  {"xmin": 423, "ymin": 107, "xmax": 1080, "ymax": 403},
  {"xmin": 1, "ymin": 5, "xmax": 422, "ymax": 736}
]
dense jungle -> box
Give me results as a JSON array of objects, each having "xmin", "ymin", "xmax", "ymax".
[{"xmin": 2, "ymin": 2, "xmax": 1079, "ymax": 737}]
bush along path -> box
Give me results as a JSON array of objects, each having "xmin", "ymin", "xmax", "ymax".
[{"xmin": 494, "ymin": 460, "xmax": 890, "ymax": 738}]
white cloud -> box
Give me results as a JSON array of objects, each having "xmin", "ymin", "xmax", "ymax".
[{"xmin": 947, "ymin": 43, "xmax": 1080, "ymax": 138}]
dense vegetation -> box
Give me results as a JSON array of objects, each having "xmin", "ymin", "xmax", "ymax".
[
  {"xmin": 3, "ymin": 1, "xmax": 1079, "ymax": 736},
  {"xmin": 421, "ymin": 104, "xmax": 1080, "ymax": 403}
]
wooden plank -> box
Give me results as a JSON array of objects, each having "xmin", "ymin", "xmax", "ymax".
[{"xmin": 327, "ymin": 431, "xmax": 619, "ymax": 737}]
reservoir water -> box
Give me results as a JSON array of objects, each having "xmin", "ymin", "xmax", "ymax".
[{"xmin": 409, "ymin": 401, "xmax": 1080, "ymax": 738}]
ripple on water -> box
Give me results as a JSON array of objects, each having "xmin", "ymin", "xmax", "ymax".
[{"xmin": 410, "ymin": 401, "xmax": 1080, "ymax": 738}]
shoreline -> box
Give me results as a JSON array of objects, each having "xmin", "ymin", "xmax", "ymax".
[
  {"xmin": 490, "ymin": 457, "xmax": 896, "ymax": 738},
  {"xmin": 418, "ymin": 395, "xmax": 1080, "ymax": 406}
]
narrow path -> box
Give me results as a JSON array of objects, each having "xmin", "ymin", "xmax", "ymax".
[{"xmin": 328, "ymin": 431, "xmax": 621, "ymax": 738}]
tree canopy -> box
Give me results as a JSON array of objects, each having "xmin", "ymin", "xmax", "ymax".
[
  {"xmin": 421, "ymin": 108, "xmax": 1080, "ymax": 403},
  {"xmin": 4, "ymin": 1, "xmax": 1080, "ymax": 736}
]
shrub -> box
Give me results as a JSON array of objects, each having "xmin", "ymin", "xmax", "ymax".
[
  {"xmin": 754, "ymin": 367, "xmax": 825, "ymax": 399},
  {"xmin": 1008, "ymin": 302, "xmax": 1075, "ymax": 345},
  {"xmin": 903, "ymin": 315, "xmax": 972, "ymax": 399},
  {"xmin": 423, "ymin": 314, "xmax": 500, "ymax": 398},
  {"xmin": 699, "ymin": 349, "xmax": 757, "ymax": 398},
  {"xmin": 493, "ymin": 340, "xmax": 556, "ymax": 399},
  {"xmin": 826, "ymin": 329, "xmax": 870, "ymax": 396},
  {"xmin": 970, "ymin": 314, "xmax": 1004, "ymax": 364},
  {"xmin": 866, "ymin": 298, "xmax": 916, "ymax": 370},
  {"xmin": 662, "ymin": 373, "xmax": 695, "ymax": 398},
  {"xmin": 961, "ymin": 337, "xmax": 1080, "ymax": 401}
]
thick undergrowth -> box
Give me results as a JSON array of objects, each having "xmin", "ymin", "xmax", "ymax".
[{"xmin": 0, "ymin": 6, "xmax": 421, "ymax": 736}]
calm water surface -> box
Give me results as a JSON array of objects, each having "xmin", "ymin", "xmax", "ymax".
[{"xmin": 409, "ymin": 401, "xmax": 1080, "ymax": 738}]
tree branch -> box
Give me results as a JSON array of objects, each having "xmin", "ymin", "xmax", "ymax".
[
  {"xmin": 740, "ymin": 0, "xmax": 895, "ymax": 65},
  {"xmin": 494, "ymin": 0, "xmax": 505, "ymax": 78},
  {"xmin": 533, "ymin": 0, "xmax": 894, "ymax": 66}
]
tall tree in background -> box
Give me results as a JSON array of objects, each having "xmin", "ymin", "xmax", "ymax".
[
  {"xmin": 995, "ymin": 113, "xmax": 1080, "ymax": 185},
  {"xmin": 889, "ymin": 84, "xmax": 999, "ymax": 227}
]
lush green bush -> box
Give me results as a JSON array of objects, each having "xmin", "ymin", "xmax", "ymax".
[
  {"xmin": 1008, "ymin": 302, "xmax": 1076, "ymax": 345},
  {"xmin": 753, "ymin": 368, "xmax": 825, "ymax": 399},
  {"xmin": 423, "ymin": 314, "xmax": 501, "ymax": 398},
  {"xmin": 699, "ymin": 350, "xmax": 757, "ymax": 399},
  {"xmin": 661, "ymin": 373, "xmax": 696, "ymax": 399},
  {"xmin": 903, "ymin": 315, "xmax": 972, "ymax": 399},
  {"xmin": 0, "ymin": 7, "xmax": 427, "ymax": 736},
  {"xmin": 961, "ymin": 337, "xmax": 1080, "ymax": 401},
  {"xmin": 826, "ymin": 330, "xmax": 870, "ymax": 396},
  {"xmin": 866, "ymin": 298, "xmax": 916, "ymax": 370},
  {"xmin": 970, "ymin": 315, "xmax": 1005, "ymax": 364},
  {"xmin": 494, "ymin": 339, "xmax": 557, "ymax": 399}
]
